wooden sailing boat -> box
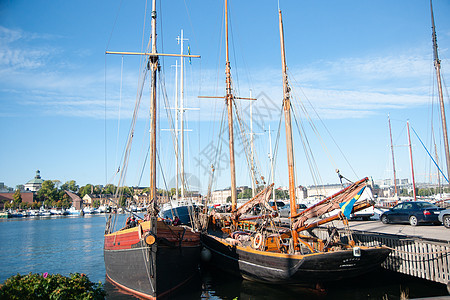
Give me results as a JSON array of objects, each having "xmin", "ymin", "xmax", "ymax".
[
  {"xmin": 103, "ymin": 1, "xmax": 201, "ymax": 298},
  {"xmin": 200, "ymin": 4, "xmax": 390, "ymax": 285}
]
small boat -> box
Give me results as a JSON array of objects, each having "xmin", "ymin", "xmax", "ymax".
[
  {"xmin": 160, "ymin": 200, "xmax": 197, "ymax": 226},
  {"xmin": 26, "ymin": 209, "xmax": 40, "ymax": 217},
  {"xmin": 0, "ymin": 211, "xmax": 10, "ymax": 218},
  {"xmin": 66, "ymin": 207, "xmax": 81, "ymax": 215},
  {"xmin": 50, "ymin": 208, "xmax": 68, "ymax": 215},
  {"xmin": 83, "ymin": 207, "xmax": 96, "ymax": 214}
]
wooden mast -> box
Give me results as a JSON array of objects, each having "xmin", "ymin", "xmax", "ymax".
[
  {"xmin": 278, "ymin": 9, "xmax": 298, "ymax": 247},
  {"xmin": 225, "ymin": 0, "xmax": 237, "ymax": 212},
  {"xmin": 149, "ymin": 0, "xmax": 158, "ymax": 212},
  {"xmin": 388, "ymin": 114, "xmax": 398, "ymax": 196},
  {"xmin": 430, "ymin": 0, "xmax": 450, "ymax": 184},
  {"xmin": 105, "ymin": 2, "xmax": 200, "ymax": 215}
]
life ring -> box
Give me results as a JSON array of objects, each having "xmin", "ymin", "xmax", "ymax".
[
  {"xmin": 252, "ymin": 232, "xmax": 263, "ymax": 249},
  {"xmin": 144, "ymin": 232, "xmax": 156, "ymax": 246}
]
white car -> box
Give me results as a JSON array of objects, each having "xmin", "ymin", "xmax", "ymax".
[
  {"xmin": 279, "ymin": 203, "xmax": 307, "ymax": 218},
  {"xmin": 438, "ymin": 209, "xmax": 450, "ymax": 229}
]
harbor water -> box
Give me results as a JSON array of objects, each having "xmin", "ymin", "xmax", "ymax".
[{"xmin": 0, "ymin": 215, "xmax": 448, "ymax": 299}]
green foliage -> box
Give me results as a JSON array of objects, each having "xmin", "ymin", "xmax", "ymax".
[
  {"xmin": 12, "ymin": 190, "xmax": 22, "ymax": 209},
  {"xmin": 92, "ymin": 200, "xmax": 100, "ymax": 208},
  {"xmin": 37, "ymin": 181, "xmax": 58, "ymax": 203},
  {"xmin": 60, "ymin": 180, "xmax": 79, "ymax": 193},
  {"xmin": 0, "ymin": 272, "xmax": 106, "ymax": 300},
  {"xmin": 118, "ymin": 196, "xmax": 126, "ymax": 207},
  {"xmin": 102, "ymin": 184, "xmax": 116, "ymax": 195},
  {"xmin": 275, "ymin": 189, "xmax": 289, "ymax": 200},
  {"xmin": 237, "ymin": 187, "xmax": 252, "ymax": 199},
  {"xmin": 78, "ymin": 184, "xmax": 94, "ymax": 198}
]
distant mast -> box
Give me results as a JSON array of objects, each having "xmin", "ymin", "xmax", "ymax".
[
  {"xmin": 407, "ymin": 121, "xmax": 417, "ymax": 201},
  {"xmin": 430, "ymin": 0, "xmax": 450, "ymax": 184},
  {"xmin": 388, "ymin": 114, "xmax": 398, "ymax": 196}
]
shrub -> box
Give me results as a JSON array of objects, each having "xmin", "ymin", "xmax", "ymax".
[{"xmin": 0, "ymin": 272, "xmax": 106, "ymax": 299}]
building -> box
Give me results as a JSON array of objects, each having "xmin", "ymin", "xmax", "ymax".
[
  {"xmin": 306, "ymin": 183, "xmax": 344, "ymax": 198},
  {"xmin": 211, "ymin": 188, "xmax": 231, "ymax": 205},
  {"xmin": 82, "ymin": 194, "xmax": 115, "ymax": 207},
  {"xmin": 133, "ymin": 193, "xmax": 150, "ymax": 207},
  {"xmin": 24, "ymin": 170, "xmax": 44, "ymax": 192},
  {"xmin": 65, "ymin": 191, "xmax": 83, "ymax": 210},
  {"xmin": 0, "ymin": 192, "xmax": 34, "ymax": 209},
  {"xmin": 0, "ymin": 183, "xmax": 13, "ymax": 193}
]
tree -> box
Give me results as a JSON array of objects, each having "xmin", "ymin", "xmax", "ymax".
[
  {"xmin": 61, "ymin": 180, "xmax": 79, "ymax": 193},
  {"xmin": 79, "ymin": 184, "xmax": 94, "ymax": 198},
  {"xmin": 37, "ymin": 180, "xmax": 58, "ymax": 204},
  {"xmin": 13, "ymin": 189, "xmax": 22, "ymax": 209},
  {"xmin": 103, "ymin": 184, "xmax": 116, "ymax": 195},
  {"xmin": 52, "ymin": 180, "xmax": 61, "ymax": 189},
  {"xmin": 238, "ymin": 188, "xmax": 252, "ymax": 199},
  {"xmin": 92, "ymin": 200, "xmax": 100, "ymax": 208}
]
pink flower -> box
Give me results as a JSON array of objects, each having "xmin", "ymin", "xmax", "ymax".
[{"xmin": 43, "ymin": 272, "xmax": 48, "ymax": 278}]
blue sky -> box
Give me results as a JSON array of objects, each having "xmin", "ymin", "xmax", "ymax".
[{"xmin": 1, "ymin": 0, "xmax": 450, "ymax": 194}]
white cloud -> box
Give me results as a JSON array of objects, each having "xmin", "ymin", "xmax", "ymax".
[{"xmin": 0, "ymin": 25, "xmax": 445, "ymax": 123}]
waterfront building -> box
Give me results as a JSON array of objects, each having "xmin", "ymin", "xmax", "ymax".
[
  {"xmin": 65, "ymin": 191, "xmax": 83, "ymax": 210},
  {"xmin": 82, "ymin": 194, "xmax": 115, "ymax": 207},
  {"xmin": 0, "ymin": 192, "xmax": 34, "ymax": 209},
  {"xmin": 211, "ymin": 188, "xmax": 231, "ymax": 205},
  {"xmin": 24, "ymin": 170, "xmax": 44, "ymax": 192}
]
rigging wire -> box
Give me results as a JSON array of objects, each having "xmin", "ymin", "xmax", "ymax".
[{"xmin": 288, "ymin": 71, "xmax": 359, "ymax": 180}]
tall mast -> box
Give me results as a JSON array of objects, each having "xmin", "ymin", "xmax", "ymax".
[
  {"xmin": 149, "ymin": 0, "xmax": 158, "ymax": 211},
  {"xmin": 388, "ymin": 114, "xmax": 398, "ymax": 196},
  {"xmin": 268, "ymin": 125, "xmax": 275, "ymax": 202},
  {"xmin": 430, "ymin": 0, "xmax": 450, "ymax": 183},
  {"xmin": 250, "ymin": 90, "xmax": 256, "ymax": 198},
  {"xmin": 105, "ymin": 0, "xmax": 200, "ymax": 213},
  {"xmin": 179, "ymin": 29, "xmax": 186, "ymax": 201},
  {"xmin": 225, "ymin": 0, "xmax": 237, "ymax": 211},
  {"xmin": 278, "ymin": 9, "xmax": 298, "ymax": 245},
  {"xmin": 407, "ymin": 121, "xmax": 417, "ymax": 201},
  {"xmin": 175, "ymin": 60, "xmax": 179, "ymax": 203}
]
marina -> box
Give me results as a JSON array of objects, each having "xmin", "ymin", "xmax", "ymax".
[{"xmin": 1, "ymin": 0, "xmax": 450, "ymax": 299}]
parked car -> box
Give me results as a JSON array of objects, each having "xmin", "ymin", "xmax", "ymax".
[
  {"xmin": 349, "ymin": 205, "xmax": 374, "ymax": 221},
  {"xmin": 279, "ymin": 203, "xmax": 307, "ymax": 218},
  {"xmin": 252, "ymin": 201, "xmax": 286, "ymax": 215},
  {"xmin": 438, "ymin": 209, "xmax": 450, "ymax": 229},
  {"xmin": 380, "ymin": 201, "xmax": 444, "ymax": 226},
  {"xmin": 269, "ymin": 201, "xmax": 285, "ymax": 210}
]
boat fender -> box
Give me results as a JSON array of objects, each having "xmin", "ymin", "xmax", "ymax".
[
  {"xmin": 252, "ymin": 233, "xmax": 263, "ymax": 250},
  {"xmin": 353, "ymin": 247, "xmax": 361, "ymax": 257},
  {"xmin": 144, "ymin": 232, "xmax": 156, "ymax": 246},
  {"xmin": 201, "ymin": 247, "xmax": 212, "ymax": 262}
]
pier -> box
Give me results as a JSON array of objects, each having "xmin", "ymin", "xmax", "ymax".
[{"xmin": 311, "ymin": 221, "xmax": 450, "ymax": 287}]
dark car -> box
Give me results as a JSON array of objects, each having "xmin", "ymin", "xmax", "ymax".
[
  {"xmin": 252, "ymin": 201, "xmax": 286, "ymax": 215},
  {"xmin": 380, "ymin": 201, "xmax": 444, "ymax": 226}
]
